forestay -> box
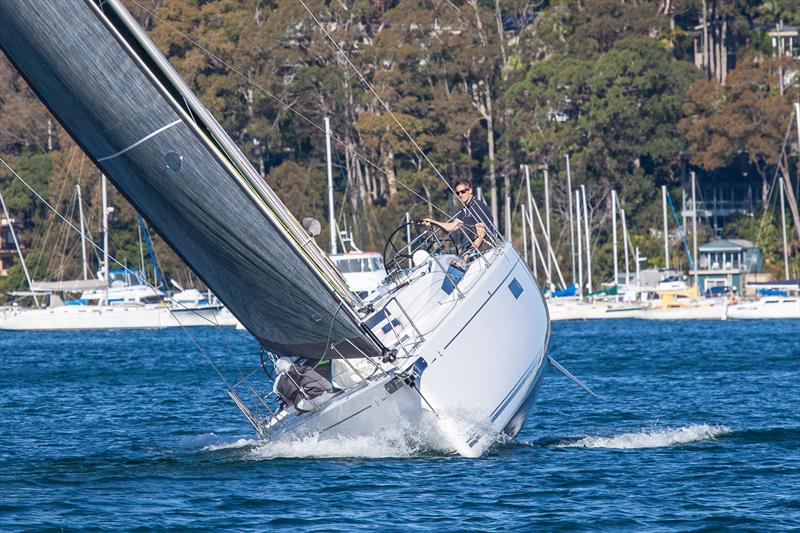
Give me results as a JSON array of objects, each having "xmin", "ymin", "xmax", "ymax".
[{"xmin": 0, "ymin": 0, "xmax": 380, "ymax": 359}]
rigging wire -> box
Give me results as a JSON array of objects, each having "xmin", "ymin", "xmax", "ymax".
[
  {"xmin": 754, "ymin": 114, "xmax": 795, "ymax": 250},
  {"xmin": 0, "ymin": 155, "xmax": 255, "ymax": 390},
  {"xmin": 126, "ymin": 0, "xmax": 452, "ymax": 220},
  {"xmin": 293, "ymin": 0, "xmax": 503, "ymax": 237}
]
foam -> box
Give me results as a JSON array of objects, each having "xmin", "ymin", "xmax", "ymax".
[
  {"xmin": 198, "ymin": 409, "xmax": 507, "ymax": 459},
  {"xmin": 558, "ymin": 423, "xmax": 732, "ymax": 449}
]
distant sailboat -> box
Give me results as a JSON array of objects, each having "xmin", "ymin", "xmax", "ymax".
[
  {"xmin": 0, "ymin": 177, "xmax": 226, "ymax": 330},
  {"xmin": 0, "ymin": 0, "xmax": 556, "ymax": 456}
]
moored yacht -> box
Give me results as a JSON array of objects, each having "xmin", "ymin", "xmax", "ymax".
[{"xmin": 726, "ymin": 280, "xmax": 800, "ymax": 319}]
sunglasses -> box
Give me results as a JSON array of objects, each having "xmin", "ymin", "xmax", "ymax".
[{"xmin": 455, "ymin": 188, "xmax": 470, "ymax": 195}]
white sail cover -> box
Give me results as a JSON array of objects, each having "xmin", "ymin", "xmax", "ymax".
[
  {"xmin": 0, "ymin": 0, "xmax": 379, "ymax": 359},
  {"xmin": 30, "ymin": 280, "xmax": 107, "ymax": 293}
]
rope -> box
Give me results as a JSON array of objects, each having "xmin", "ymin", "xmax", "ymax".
[
  {"xmin": 126, "ymin": 0, "xmax": 453, "ymax": 221},
  {"xmin": 294, "ymin": 0, "xmax": 503, "ymax": 237}
]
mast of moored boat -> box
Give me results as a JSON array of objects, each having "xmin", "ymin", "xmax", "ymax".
[
  {"xmin": 530, "ymin": 187, "xmax": 565, "ymax": 289},
  {"xmin": 575, "ymin": 190, "xmax": 583, "ymax": 299},
  {"xmin": 662, "ymin": 185, "xmax": 670, "ymax": 270},
  {"xmin": 101, "ymin": 174, "xmax": 110, "ymax": 305},
  {"xmin": 580, "ymin": 185, "xmax": 592, "ymax": 293},
  {"xmin": 544, "ymin": 168, "xmax": 551, "ymax": 283},
  {"xmin": 521, "ymin": 204, "xmax": 529, "ymax": 266},
  {"xmin": 76, "ymin": 183, "xmax": 89, "ymax": 281},
  {"xmin": 524, "ymin": 165, "xmax": 537, "ymax": 278},
  {"xmin": 611, "ymin": 189, "xmax": 619, "ymax": 288},
  {"xmin": 619, "ymin": 198, "xmax": 631, "ymax": 286},
  {"xmin": 565, "ymin": 155, "xmax": 576, "ymax": 286},
  {"xmin": 0, "ymin": 191, "xmax": 38, "ymax": 307},
  {"xmin": 504, "ymin": 191, "xmax": 512, "ymax": 241},
  {"xmin": 325, "ymin": 117, "xmax": 337, "ymax": 255},
  {"xmin": 691, "ymin": 171, "xmax": 699, "ymax": 289},
  {"xmin": 780, "ymin": 177, "xmax": 790, "ymax": 280}
]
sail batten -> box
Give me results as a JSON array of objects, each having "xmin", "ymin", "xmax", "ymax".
[{"xmin": 0, "ymin": 0, "xmax": 380, "ymax": 359}]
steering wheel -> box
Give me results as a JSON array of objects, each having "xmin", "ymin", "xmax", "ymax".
[{"xmin": 382, "ymin": 220, "xmax": 460, "ymax": 274}]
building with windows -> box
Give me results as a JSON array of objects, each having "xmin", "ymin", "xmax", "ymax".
[
  {"xmin": 769, "ymin": 22, "xmax": 800, "ymax": 91},
  {"xmin": 769, "ymin": 22, "xmax": 800, "ymax": 60},
  {"xmin": 692, "ymin": 238, "xmax": 763, "ymax": 294}
]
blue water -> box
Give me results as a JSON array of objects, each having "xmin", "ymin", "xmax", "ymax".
[{"xmin": 1, "ymin": 320, "xmax": 798, "ymax": 531}]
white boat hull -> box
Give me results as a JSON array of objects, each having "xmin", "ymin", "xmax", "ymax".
[
  {"xmin": 0, "ymin": 303, "xmax": 227, "ymax": 330},
  {"xmin": 726, "ymin": 298, "xmax": 800, "ymax": 319},
  {"xmin": 262, "ymin": 244, "xmax": 550, "ymax": 457},
  {"xmin": 548, "ymin": 300, "xmax": 644, "ymax": 320},
  {"xmin": 637, "ymin": 303, "xmax": 727, "ymax": 320}
]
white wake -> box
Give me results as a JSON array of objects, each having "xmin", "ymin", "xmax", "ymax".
[
  {"xmin": 200, "ymin": 409, "xmax": 507, "ymax": 459},
  {"xmin": 558, "ymin": 424, "xmax": 732, "ymax": 449}
]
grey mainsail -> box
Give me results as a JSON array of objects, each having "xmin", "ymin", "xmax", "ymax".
[{"xmin": 0, "ymin": 0, "xmax": 380, "ymax": 359}]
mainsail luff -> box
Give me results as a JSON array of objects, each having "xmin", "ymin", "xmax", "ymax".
[{"xmin": 0, "ymin": 0, "xmax": 380, "ymax": 359}]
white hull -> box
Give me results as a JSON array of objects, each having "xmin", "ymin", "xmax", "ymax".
[
  {"xmin": 261, "ymin": 244, "xmax": 550, "ymax": 456},
  {"xmin": 726, "ymin": 298, "xmax": 800, "ymax": 319},
  {"xmin": 548, "ymin": 300, "xmax": 606, "ymax": 321},
  {"xmin": 0, "ymin": 303, "xmax": 227, "ymax": 330},
  {"xmin": 637, "ymin": 303, "xmax": 727, "ymax": 320},
  {"xmin": 548, "ymin": 300, "xmax": 644, "ymax": 320}
]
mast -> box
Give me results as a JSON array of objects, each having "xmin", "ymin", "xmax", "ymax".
[
  {"xmin": 137, "ymin": 220, "xmax": 145, "ymax": 281},
  {"xmin": 325, "ymin": 117, "xmax": 337, "ymax": 255},
  {"xmin": 691, "ymin": 171, "xmax": 699, "ymax": 288},
  {"xmin": 544, "ymin": 168, "xmax": 551, "ymax": 284},
  {"xmin": 524, "ymin": 165, "xmax": 537, "ymax": 278},
  {"xmin": 611, "ymin": 189, "xmax": 619, "ymax": 287},
  {"xmin": 101, "ymin": 174, "xmax": 109, "ymax": 304},
  {"xmin": 531, "ymin": 195, "xmax": 565, "ymax": 288},
  {"xmin": 526, "ymin": 207, "xmax": 549, "ymax": 281},
  {"xmin": 504, "ymin": 191, "xmax": 512, "ymax": 241},
  {"xmin": 581, "ymin": 185, "xmax": 592, "ymax": 293},
  {"xmin": 565, "ymin": 154, "xmax": 576, "ymax": 285},
  {"xmin": 662, "ymin": 185, "xmax": 670, "ymax": 270},
  {"xmin": 0, "ymin": 191, "xmax": 38, "ymax": 307},
  {"xmin": 620, "ymin": 204, "xmax": 631, "ymax": 286},
  {"xmin": 635, "ymin": 247, "xmax": 642, "ymax": 282},
  {"xmin": 76, "ymin": 183, "xmax": 89, "ymax": 281},
  {"xmin": 575, "ymin": 190, "xmax": 583, "ymax": 299},
  {"xmin": 780, "ymin": 177, "xmax": 790, "ymax": 279},
  {"xmin": 521, "ymin": 205, "xmax": 529, "ymax": 266}
]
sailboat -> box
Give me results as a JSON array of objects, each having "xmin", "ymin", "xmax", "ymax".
[
  {"xmin": 727, "ymin": 176, "xmax": 800, "ymax": 319},
  {"xmin": 321, "ymin": 117, "xmax": 387, "ymax": 301},
  {"xmin": 0, "ymin": 177, "xmax": 226, "ymax": 330},
  {"xmin": 0, "ymin": 0, "xmax": 558, "ymax": 456}
]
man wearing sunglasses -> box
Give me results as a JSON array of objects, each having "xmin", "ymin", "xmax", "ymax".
[{"xmin": 421, "ymin": 180, "xmax": 494, "ymax": 256}]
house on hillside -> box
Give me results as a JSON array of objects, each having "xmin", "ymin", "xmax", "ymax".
[
  {"xmin": 680, "ymin": 156, "xmax": 764, "ymax": 233},
  {"xmin": 769, "ymin": 22, "xmax": 800, "ymax": 91},
  {"xmin": 691, "ymin": 238, "xmax": 764, "ymax": 295},
  {"xmin": 0, "ymin": 216, "xmax": 22, "ymax": 276},
  {"xmin": 769, "ymin": 22, "xmax": 800, "ymax": 59}
]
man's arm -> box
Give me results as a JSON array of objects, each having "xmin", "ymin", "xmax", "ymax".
[
  {"xmin": 471, "ymin": 223, "xmax": 486, "ymax": 250},
  {"xmin": 421, "ymin": 218, "xmax": 461, "ymax": 232}
]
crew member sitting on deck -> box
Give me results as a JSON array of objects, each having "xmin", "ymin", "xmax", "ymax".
[
  {"xmin": 273, "ymin": 357, "xmax": 334, "ymax": 412},
  {"xmin": 421, "ymin": 179, "xmax": 495, "ymax": 258}
]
